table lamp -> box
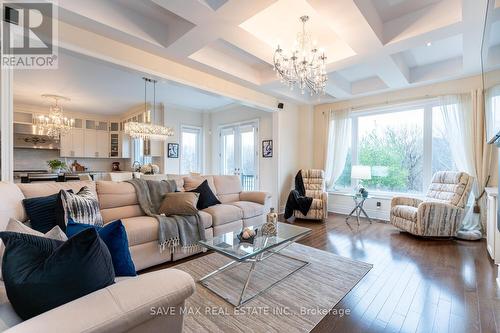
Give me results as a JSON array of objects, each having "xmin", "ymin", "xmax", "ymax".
[{"xmin": 351, "ymin": 165, "xmax": 371, "ymax": 195}]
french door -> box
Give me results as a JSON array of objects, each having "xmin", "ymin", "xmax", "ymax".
[{"xmin": 219, "ymin": 121, "xmax": 259, "ymax": 191}]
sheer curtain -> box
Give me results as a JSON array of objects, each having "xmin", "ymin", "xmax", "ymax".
[
  {"xmin": 439, "ymin": 91, "xmax": 492, "ymax": 239},
  {"xmin": 324, "ymin": 109, "xmax": 351, "ymax": 190}
]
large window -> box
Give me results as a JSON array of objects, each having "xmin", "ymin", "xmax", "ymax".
[
  {"xmin": 180, "ymin": 126, "xmax": 202, "ymax": 174},
  {"xmin": 334, "ymin": 100, "xmax": 455, "ymax": 194}
]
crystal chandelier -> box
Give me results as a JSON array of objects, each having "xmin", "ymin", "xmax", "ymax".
[
  {"xmin": 124, "ymin": 77, "xmax": 174, "ymax": 141},
  {"xmin": 33, "ymin": 95, "xmax": 74, "ymax": 141},
  {"xmin": 273, "ymin": 16, "xmax": 328, "ymax": 95}
]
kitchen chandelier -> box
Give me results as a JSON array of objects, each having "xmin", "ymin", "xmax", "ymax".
[
  {"xmin": 273, "ymin": 15, "xmax": 328, "ymax": 95},
  {"xmin": 124, "ymin": 77, "xmax": 174, "ymax": 141},
  {"xmin": 33, "ymin": 94, "xmax": 74, "ymax": 141}
]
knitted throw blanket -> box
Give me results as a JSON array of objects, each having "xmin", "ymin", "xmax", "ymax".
[{"xmin": 126, "ymin": 179, "xmax": 206, "ymax": 253}]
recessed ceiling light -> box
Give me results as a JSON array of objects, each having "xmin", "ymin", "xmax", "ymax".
[{"xmin": 426, "ymin": 42, "xmax": 432, "ymax": 47}]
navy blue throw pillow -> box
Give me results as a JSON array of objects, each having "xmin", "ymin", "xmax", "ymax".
[
  {"xmin": 0, "ymin": 228, "xmax": 115, "ymax": 320},
  {"xmin": 188, "ymin": 180, "xmax": 221, "ymax": 210},
  {"xmin": 22, "ymin": 190, "xmax": 73, "ymax": 233},
  {"xmin": 66, "ymin": 218, "xmax": 136, "ymax": 277}
]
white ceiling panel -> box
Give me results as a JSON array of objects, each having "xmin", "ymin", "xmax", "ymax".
[
  {"xmin": 400, "ymin": 34, "xmax": 463, "ymax": 68},
  {"xmin": 239, "ymin": 0, "xmax": 356, "ymax": 63},
  {"xmin": 371, "ymin": 0, "xmax": 442, "ymax": 22}
]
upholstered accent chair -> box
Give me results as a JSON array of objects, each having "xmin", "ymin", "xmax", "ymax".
[
  {"xmin": 293, "ymin": 169, "xmax": 328, "ymax": 221},
  {"xmin": 390, "ymin": 171, "xmax": 473, "ymax": 237}
]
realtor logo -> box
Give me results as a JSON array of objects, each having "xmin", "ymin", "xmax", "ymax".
[{"xmin": 1, "ymin": 1, "xmax": 58, "ymax": 69}]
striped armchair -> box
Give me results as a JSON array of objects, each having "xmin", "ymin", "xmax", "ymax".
[
  {"xmin": 293, "ymin": 169, "xmax": 328, "ymax": 221},
  {"xmin": 390, "ymin": 171, "xmax": 473, "ymax": 237}
]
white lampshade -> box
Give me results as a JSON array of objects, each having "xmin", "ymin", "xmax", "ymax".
[{"xmin": 351, "ymin": 165, "xmax": 372, "ymax": 180}]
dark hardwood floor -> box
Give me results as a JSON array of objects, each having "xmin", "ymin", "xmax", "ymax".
[
  {"xmin": 145, "ymin": 213, "xmax": 500, "ymax": 332},
  {"xmin": 286, "ymin": 213, "xmax": 500, "ymax": 333}
]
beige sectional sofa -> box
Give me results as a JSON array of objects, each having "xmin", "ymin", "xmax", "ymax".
[{"xmin": 0, "ymin": 175, "xmax": 271, "ymax": 332}]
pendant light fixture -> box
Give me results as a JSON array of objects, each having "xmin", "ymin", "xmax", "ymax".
[{"xmin": 124, "ymin": 77, "xmax": 174, "ymax": 141}]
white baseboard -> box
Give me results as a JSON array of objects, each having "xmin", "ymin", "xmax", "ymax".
[
  {"xmin": 328, "ymin": 193, "xmax": 391, "ymax": 221},
  {"xmin": 328, "ymin": 203, "xmax": 390, "ymax": 221}
]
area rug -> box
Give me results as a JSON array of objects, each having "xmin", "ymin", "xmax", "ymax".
[{"xmin": 173, "ymin": 243, "xmax": 372, "ymax": 333}]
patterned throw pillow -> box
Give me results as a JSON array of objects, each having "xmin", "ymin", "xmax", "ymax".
[{"xmin": 59, "ymin": 186, "xmax": 103, "ymax": 227}]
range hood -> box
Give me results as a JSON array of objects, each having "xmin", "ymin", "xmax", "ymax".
[{"xmin": 13, "ymin": 123, "xmax": 60, "ymax": 150}]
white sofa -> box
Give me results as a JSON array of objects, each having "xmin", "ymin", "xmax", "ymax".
[{"xmin": 0, "ymin": 175, "xmax": 271, "ymax": 332}]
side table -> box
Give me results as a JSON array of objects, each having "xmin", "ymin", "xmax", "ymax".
[{"xmin": 345, "ymin": 195, "xmax": 373, "ymax": 225}]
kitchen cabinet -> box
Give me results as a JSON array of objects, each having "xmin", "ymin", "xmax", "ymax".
[
  {"xmin": 110, "ymin": 121, "xmax": 130, "ymax": 158},
  {"xmin": 84, "ymin": 130, "xmax": 97, "ymax": 157},
  {"xmin": 60, "ymin": 119, "xmax": 84, "ymax": 158},
  {"xmin": 84, "ymin": 120, "xmax": 109, "ymax": 158},
  {"xmin": 96, "ymin": 131, "xmax": 109, "ymax": 157}
]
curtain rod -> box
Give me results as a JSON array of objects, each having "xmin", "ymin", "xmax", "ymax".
[{"xmin": 321, "ymin": 94, "xmax": 441, "ymax": 115}]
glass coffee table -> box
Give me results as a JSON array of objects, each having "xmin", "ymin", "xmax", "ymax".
[{"xmin": 198, "ymin": 222, "xmax": 311, "ymax": 307}]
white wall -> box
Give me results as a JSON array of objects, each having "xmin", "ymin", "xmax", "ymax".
[
  {"xmin": 275, "ymin": 104, "xmax": 314, "ymax": 212},
  {"xmin": 162, "ymin": 105, "xmax": 204, "ymax": 174},
  {"xmin": 208, "ymin": 105, "xmax": 274, "ymax": 195}
]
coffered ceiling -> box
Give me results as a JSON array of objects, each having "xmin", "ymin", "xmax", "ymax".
[{"xmin": 53, "ymin": 0, "xmax": 499, "ymax": 105}]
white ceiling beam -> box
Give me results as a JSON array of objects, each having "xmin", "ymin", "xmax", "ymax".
[
  {"xmin": 151, "ymin": 0, "xmax": 215, "ymax": 25},
  {"xmin": 306, "ymin": 0, "xmax": 409, "ymax": 88},
  {"xmin": 325, "ymin": 73, "xmax": 352, "ymax": 99},
  {"xmin": 153, "ymin": 0, "xmax": 277, "ymax": 71},
  {"xmin": 308, "ymin": 0, "xmax": 384, "ymax": 53},
  {"xmin": 56, "ymin": 20, "xmax": 277, "ymax": 111},
  {"xmin": 371, "ymin": 57, "xmax": 410, "ymax": 87},
  {"xmin": 410, "ymin": 56, "xmax": 463, "ymax": 83},
  {"xmin": 462, "ymin": 0, "xmax": 488, "ymax": 74},
  {"xmin": 390, "ymin": 54, "xmax": 411, "ymax": 83},
  {"xmin": 165, "ymin": 25, "xmax": 222, "ymax": 58},
  {"xmin": 351, "ymin": 77, "xmax": 388, "ymax": 95},
  {"xmin": 382, "ymin": 22, "xmax": 463, "ymax": 56},
  {"xmin": 383, "ymin": 0, "xmax": 462, "ymax": 45},
  {"xmin": 221, "ymin": 26, "xmax": 274, "ymax": 64},
  {"xmin": 217, "ymin": 0, "xmax": 278, "ymax": 24}
]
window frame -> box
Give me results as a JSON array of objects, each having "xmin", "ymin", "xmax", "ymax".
[
  {"xmin": 179, "ymin": 124, "xmax": 203, "ymax": 174},
  {"xmin": 332, "ymin": 98, "xmax": 451, "ymax": 196}
]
